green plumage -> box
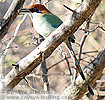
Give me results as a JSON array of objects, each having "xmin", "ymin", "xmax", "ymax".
[
  {"xmin": 40, "ymin": 13, "xmax": 75, "ymax": 42},
  {"xmin": 42, "ymin": 13, "xmax": 62, "ymax": 28}
]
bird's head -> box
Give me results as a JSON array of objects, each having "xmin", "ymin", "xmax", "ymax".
[{"xmin": 19, "ymin": 4, "xmax": 50, "ymax": 14}]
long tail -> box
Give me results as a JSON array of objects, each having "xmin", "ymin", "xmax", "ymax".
[{"xmin": 65, "ymin": 37, "xmax": 94, "ymax": 95}]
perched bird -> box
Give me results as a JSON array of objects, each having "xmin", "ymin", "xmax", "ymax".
[{"xmin": 19, "ymin": 4, "xmax": 94, "ymax": 95}]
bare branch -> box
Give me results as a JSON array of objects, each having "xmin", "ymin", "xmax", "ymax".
[
  {"xmin": 60, "ymin": 47, "xmax": 105, "ymax": 100},
  {"xmin": 78, "ymin": 11, "xmax": 94, "ymax": 63},
  {"xmin": 0, "ymin": 15, "xmax": 27, "ymax": 65},
  {"xmin": 43, "ymin": 0, "xmax": 52, "ymax": 5},
  {"xmin": 80, "ymin": 25, "xmax": 105, "ymax": 33},
  {"xmin": 0, "ymin": 0, "xmax": 102, "ymax": 91},
  {"xmin": 0, "ymin": 0, "xmax": 25, "ymax": 39}
]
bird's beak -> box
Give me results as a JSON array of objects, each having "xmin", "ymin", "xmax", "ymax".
[{"xmin": 18, "ymin": 8, "xmax": 30, "ymax": 14}]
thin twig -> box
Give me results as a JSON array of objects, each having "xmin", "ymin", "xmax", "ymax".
[
  {"xmin": 47, "ymin": 50, "xmax": 98, "ymax": 70},
  {"xmin": 65, "ymin": 56, "xmax": 73, "ymax": 81},
  {"xmin": 63, "ymin": 5, "xmax": 76, "ymax": 13},
  {"xmin": 55, "ymin": 45, "xmax": 73, "ymax": 81},
  {"xmin": 24, "ymin": 77, "xmax": 38, "ymax": 90},
  {"xmin": 80, "ymin": 25, "xmax": 105, "ymax": 33},
  {"xmin": 0, "ymin": 15, "xmax": 27, "ymax": 64},
  {"xmin": 78, "ymin": 34, "xmax": 88, "ymax": 63},
  {"xmin": 78, "ymin": 11, "xmax": 95, "ymax": 63},
  {"xmin": 43, "ymin": 0, "xmax": 52, "ymax": 5},
  {"xmin": 0, "ymin": 0, "xmax": 25, "ymax": 39}
]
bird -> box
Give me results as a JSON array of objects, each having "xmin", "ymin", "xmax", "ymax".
[{"xmin": 19, "ymin": 4, "xmax": 94, "ymax": 95}]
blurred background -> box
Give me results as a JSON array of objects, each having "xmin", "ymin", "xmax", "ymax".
[{"xmin": 0, "ymin": 0, "xmax": 105, "ymax": 99}]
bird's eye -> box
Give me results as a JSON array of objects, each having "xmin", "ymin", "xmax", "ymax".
[
  {"xmin": 30, "ymin": 7, "xmax": 41, "ymax": 13},
  {"xmin": 33, "ymin": 7, "xmax": 37, "ymax": 11}
]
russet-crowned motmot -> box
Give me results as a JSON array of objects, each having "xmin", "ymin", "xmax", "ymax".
[{"xmin": 19, "ymin": 4, "xmax": 94, "ymax": 95}]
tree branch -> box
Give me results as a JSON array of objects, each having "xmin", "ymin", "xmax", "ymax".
[
  {"xmin": 60, "ymin": 47, "xmax": 105, "ymax": 100},
  {"xmin": 0, "ymin": 0, "xmax": 25, "ymax": 39},
  {"xmin": 0, "ymin": 0, "xmax": 102, "ymax": 91}
]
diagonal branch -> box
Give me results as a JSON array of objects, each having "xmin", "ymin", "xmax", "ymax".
[
  {"xmin": 0, "ymin": 0, "xmax": 25, "ymax": 39},
  {"xmin": 0, "ymin": 0, "xmax": 102, "ymax": 91},
  {"xmin": 60, "ymin": 47, "xmax": 105, "ymax": 100}
]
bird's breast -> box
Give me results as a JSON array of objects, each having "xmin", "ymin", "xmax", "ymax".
[{"xmin": 31, "ymin": 13, "xmax": 56, "ymax": 38}]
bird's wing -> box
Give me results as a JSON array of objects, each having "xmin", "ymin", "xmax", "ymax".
[
  {"xmin": 42, "ymin": 13, "xmax": 63, "ymax": 28},
  {"xmin": 42, "ymin": 13, "xmax": 76, "ymax": 43}
]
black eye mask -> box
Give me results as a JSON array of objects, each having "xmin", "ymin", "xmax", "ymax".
[{"xmin": 30, "ymin": 7, "xmax": 42, "ymax": 13}]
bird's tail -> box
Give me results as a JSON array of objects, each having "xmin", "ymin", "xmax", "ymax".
[{"xmin": 65, "ymin": 37, "xmax": 94, "ymax": 95}]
